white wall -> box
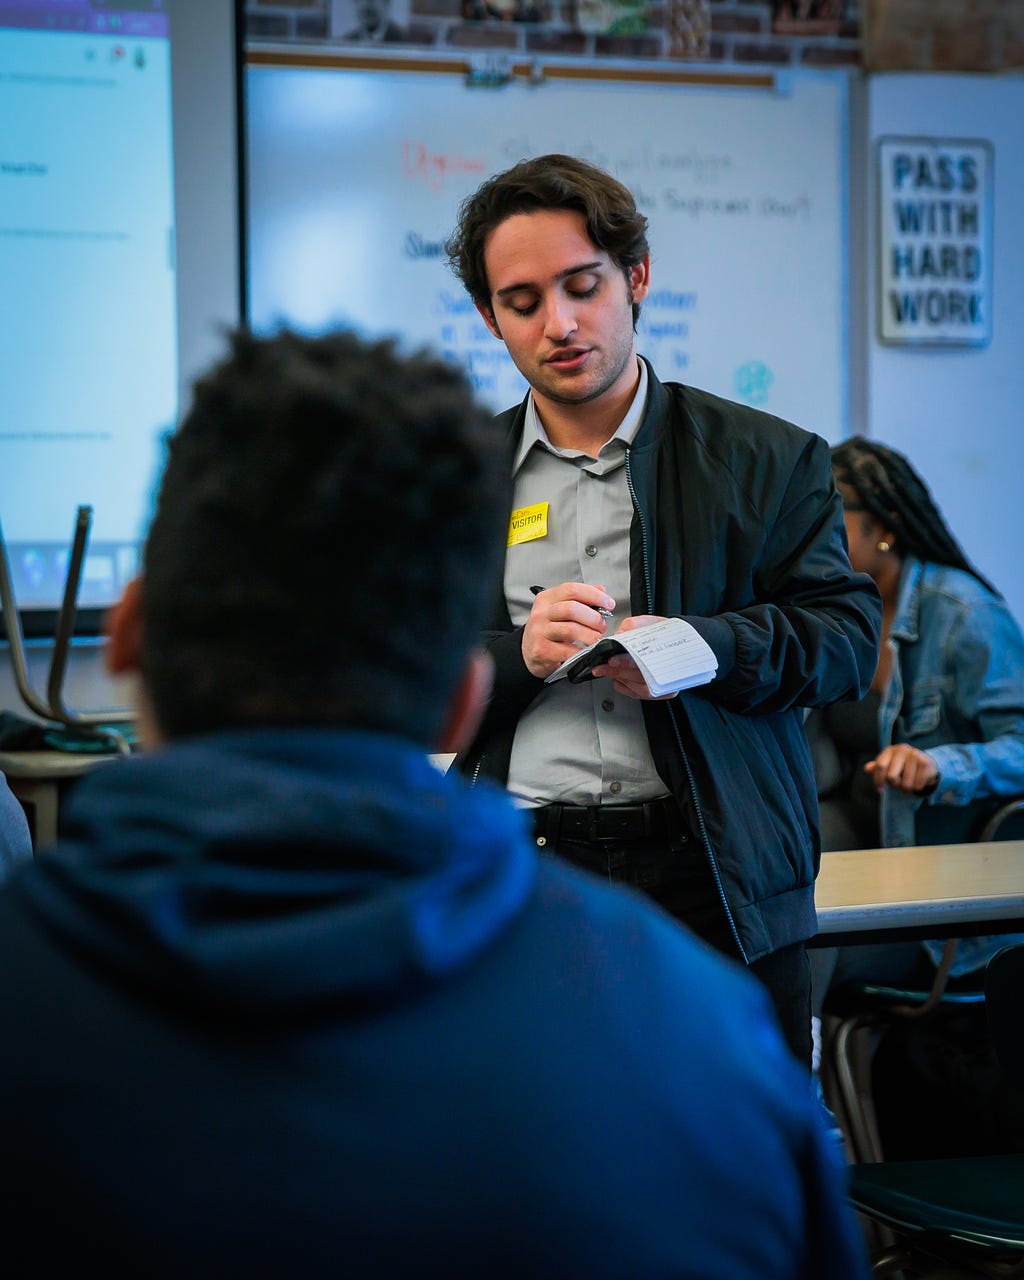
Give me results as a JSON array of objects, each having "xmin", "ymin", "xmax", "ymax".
[{"xmin": 865, "ymin": 73, "xmax": 1024, "ymax": 625}]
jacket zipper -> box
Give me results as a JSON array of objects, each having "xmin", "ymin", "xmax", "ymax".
[{"xmin": 624, "ymin": 448, "xmax": 747, "ymax": 963}]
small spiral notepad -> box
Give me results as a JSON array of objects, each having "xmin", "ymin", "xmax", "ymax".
[{"xmin": 545, "ymin": 617, "xmax": 718, "ymax": 697}]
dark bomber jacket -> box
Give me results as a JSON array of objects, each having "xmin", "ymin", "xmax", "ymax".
[{"xmin": 459, "ymin": 362, "xmax": 882, "ymax": 964}]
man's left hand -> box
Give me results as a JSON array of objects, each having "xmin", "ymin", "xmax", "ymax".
[{"xmin": 589, "ymin": 615, "xmax": 679, "ymax": 702}]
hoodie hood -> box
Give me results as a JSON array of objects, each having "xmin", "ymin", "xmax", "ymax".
[{"xmin": 18, "ymin": 728, "xmax": 535, "ymax": 1020}]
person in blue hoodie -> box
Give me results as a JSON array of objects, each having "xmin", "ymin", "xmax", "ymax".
[{"xmin": 0, "ymin": 329, "xmax": 867, "ymax": 1278}]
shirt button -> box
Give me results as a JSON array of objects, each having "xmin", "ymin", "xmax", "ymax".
[
  {"xmin": 585, "ymin": 544, "xmax": 598, "ymax": 557},
  {"xmin": 602, "ymin": 699, "xmax": 615, "ymax": 712},
  {"xmin": 609, "ymin": 781, "xmax": 622, "ymax": 795}
]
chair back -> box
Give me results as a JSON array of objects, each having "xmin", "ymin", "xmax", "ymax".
[
  {"xmin": 979, "ymin": 797, "xmax": 1024, "ymax": 843},
  {"xmin": 914, "ymin": 793, "xmax": 1024, "ymax": 846}
]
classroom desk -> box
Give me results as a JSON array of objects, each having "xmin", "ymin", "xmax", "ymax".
[
  {"xmin": 0, "ymin": 749, "xmax": 117, "ymax": 850},
  {"xmin": 815, "ymin": 841, "xmax": 1024, "ymax": 946}
]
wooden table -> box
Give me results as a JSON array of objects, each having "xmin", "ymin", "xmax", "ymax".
[
  {"xmin": 815, "ymin": 840, "xmax": 1024, "ymax": 945},
  {"xmin": 0, "ymin": 749, "xmax": 117, "ymax": 849}
]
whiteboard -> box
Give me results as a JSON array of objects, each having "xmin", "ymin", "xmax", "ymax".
[{"xmin": 247, "ymin": 65, "xmax": 848, "ymax": 439}]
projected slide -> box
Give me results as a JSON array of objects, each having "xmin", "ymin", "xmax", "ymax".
[{"xmin": 0, "ymin": 2, "xmax": 176, "ymax": 609}]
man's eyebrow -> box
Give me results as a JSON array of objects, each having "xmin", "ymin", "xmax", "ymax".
[{"xmin": 494, "ymin": 260, "xmax": 604, "ymax": 299}]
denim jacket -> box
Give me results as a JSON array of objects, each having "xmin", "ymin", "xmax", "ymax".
[{"xmin": 880, "ymin": 558, "xmax": 1024, "ymax": 972}]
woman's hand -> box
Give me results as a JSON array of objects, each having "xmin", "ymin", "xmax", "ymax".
[{"xmin": 864, "ymin": 744, "xmax": 940, "ymax": 795}]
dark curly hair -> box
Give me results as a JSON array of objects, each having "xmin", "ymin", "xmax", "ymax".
[
  {"xmin": 831, "ymin": 435, "xmax": 996, "ymax": 594},
  {"xmin": 445, "ymin": 153, "xmax": 650, "ymax": 326},
  {"xmin": 142, "ymin": 329, "xmax": 510, "ymax": 742}
]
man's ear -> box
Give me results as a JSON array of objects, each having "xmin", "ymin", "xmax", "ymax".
[
  {"xmin": 474, "ymin": 300, "xmax": 503, "ymax": 341},
  {"xmin": 627, "ymin": 253, "xmax": 651, "ymax": 306},
  {"xmin": 435, "ymin": 648, "xmax": 494, "ymax": 756},
  {"xmin": 105, "ymin": 576, "xmax": 144, "ymax": 676}
]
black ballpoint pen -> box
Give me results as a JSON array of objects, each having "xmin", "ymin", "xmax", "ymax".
[{"xmin": 530, "ymin": 584, "xmax": 612, "ymax": 620}]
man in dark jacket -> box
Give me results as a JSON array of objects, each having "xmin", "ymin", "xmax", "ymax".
[
  {"xmin": 0, "ymin": 330, "xmax": 868, "ymax": 1276},
  {"xmin": 446, "ymin": 154, "xmax": 882, "ymax": 1063}
]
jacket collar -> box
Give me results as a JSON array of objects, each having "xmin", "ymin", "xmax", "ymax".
[
  {"xmin": 632, "ymin": 357, "xmax": 672, "ymax": 453},
  {"xmin": 890, "ymin": 556, "xmax": 925, "ymax": 644}
]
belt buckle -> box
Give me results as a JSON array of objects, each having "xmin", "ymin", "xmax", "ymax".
[{"xmin": 595, "ymin": 804, "xmax": 644, "ymax": 841}]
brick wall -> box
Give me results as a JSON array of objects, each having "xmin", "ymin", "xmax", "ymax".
[
  {"xmin": 864, "ymin": 0, "xmax": 1024, "ymax": 71},
  {"xmin": 244, "ymin": 0, "xmax": 863, "ymax": 68},
  {"xmin": 245, "ymin": 0, "xmax": 1024, "ymax": 71}
]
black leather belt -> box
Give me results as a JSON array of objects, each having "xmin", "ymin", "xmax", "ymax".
[{"xmin": 532, "ymin": 797, "xmax": 686, "ymax": 845}]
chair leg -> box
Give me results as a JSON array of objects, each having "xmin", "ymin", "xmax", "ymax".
[
  {"xmin": 870, "ymin": 1244, "xmax": 913, "ymax": 1276},
  {"xmin": 831, "ymin": 1014, "xmax": 887, "ymax": 1164}
]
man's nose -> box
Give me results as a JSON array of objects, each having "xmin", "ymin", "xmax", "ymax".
[{"xmin": 543, "ymin": 295, "xmax": 577, "ymax": 342}]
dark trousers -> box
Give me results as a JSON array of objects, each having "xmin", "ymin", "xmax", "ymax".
[{"xmin": 532, "ymin": 801, "xmax": 812, "ymax": 1068}]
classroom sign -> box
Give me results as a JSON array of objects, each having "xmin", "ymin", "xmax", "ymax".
[{"xmin": 877, "ymin": 136, "xmax": 993, "ymax": 346}]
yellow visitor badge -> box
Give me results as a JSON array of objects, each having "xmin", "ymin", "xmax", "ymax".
[{"xmin": 507, "ymin": 502, "xmax": 549, "ymax": 548}]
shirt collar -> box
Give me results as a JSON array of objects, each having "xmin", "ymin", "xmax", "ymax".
[{"xmin": 512, "ymin": 357, "xmax": 648, "ymax": 475}]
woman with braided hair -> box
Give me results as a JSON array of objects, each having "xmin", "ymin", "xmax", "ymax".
[{"xmin": 809, "ymin": 435, "xmax": 1024, "ymax": 1010}]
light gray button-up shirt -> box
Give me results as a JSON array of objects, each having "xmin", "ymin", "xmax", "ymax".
[{"xmin": 504, "ymin": 360, "xmax": 671, "ymax": 808}]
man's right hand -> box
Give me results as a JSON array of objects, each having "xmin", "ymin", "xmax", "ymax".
[{"xmin": 522, "ymin": 582, "xmax": 615, "ymax": 678}]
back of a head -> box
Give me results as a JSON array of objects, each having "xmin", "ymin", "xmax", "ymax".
[
  {"xmin": 446, "ymin": 153, "xmax": 649, "ymax": 318},
  {"xmin": 142, "ymin": 329, "xmax": 509, "ymax": 743},
  {"xmin": 831, "ymin": 434, "xmax": 994, "ymax": 592}
]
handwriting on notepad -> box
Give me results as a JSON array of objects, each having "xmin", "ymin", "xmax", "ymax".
[{"xmin": 545, "ymin": 617, "xmax": 717, "ymax": 697}]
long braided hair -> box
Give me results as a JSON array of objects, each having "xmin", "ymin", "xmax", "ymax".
[{"xmin": 831, "ymin": 435, "xmax": 997, "ymax": 595}]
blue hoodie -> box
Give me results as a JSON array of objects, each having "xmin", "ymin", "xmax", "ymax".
[{"xmin": 0, "ymin": 728, "xmax": 867, "ymax": 1277}]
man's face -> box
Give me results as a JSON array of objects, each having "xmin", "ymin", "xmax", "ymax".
[{"xmin": 477, "ymin": 208, "xmax": 649, "ymax": 415}]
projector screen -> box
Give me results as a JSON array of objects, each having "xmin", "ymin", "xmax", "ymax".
[{"xmin": 0, "ymin": 0, "xmax": 245, "ymax": 628}]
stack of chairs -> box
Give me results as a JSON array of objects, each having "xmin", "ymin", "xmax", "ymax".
[{"xmin": 846, "ymin": 941, "xmax": 1024, "ymax": 1278}]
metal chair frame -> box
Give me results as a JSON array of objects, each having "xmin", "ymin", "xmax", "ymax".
[
  {"xmin": 848, "ymin": 944, "xmax": 1024, "ymax": 1278},
  {"xmin": 0, "ymin": 508, "xmax": 132, "ymax": 754},
  {"xmin": 823, "ymin": 938, "xmax": 982, "ymax": 1165}
]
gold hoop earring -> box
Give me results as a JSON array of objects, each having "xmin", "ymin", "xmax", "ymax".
[{"xmin": 877, "ymin": 540, "xmax": 891, "ymax": 554}]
